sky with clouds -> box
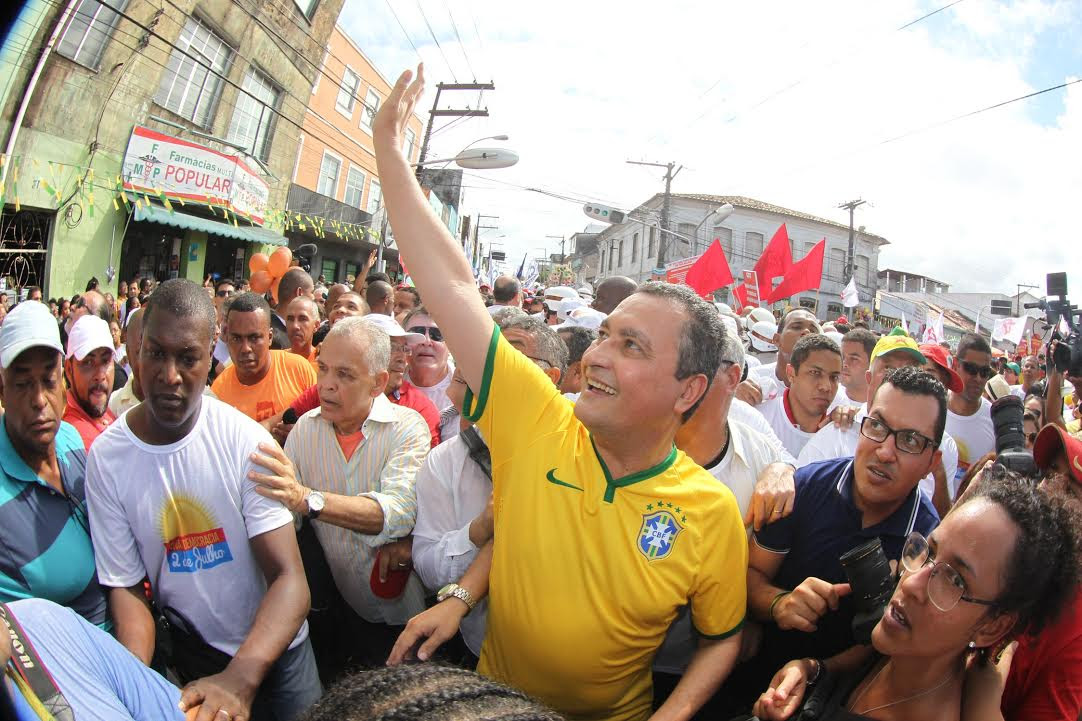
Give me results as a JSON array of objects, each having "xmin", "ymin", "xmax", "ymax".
[{"xmin": 341, "ymin": 0, "xmax": 1080, "ymax": 295}]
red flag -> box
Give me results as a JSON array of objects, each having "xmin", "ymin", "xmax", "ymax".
[
  {"xmin": 684, "ymin": 239, "xmax": 734, "ymax": 297},
  {"xmin": 768, "ymin": 239, "xmax": 826, "ymax": 302},
  {"xmin": 754, "ymin": 224, "xmax": 793, "ymax": 303},
  {"xmin": 733, "ymin": 283, "xmax": 748, "ymax": 311}
]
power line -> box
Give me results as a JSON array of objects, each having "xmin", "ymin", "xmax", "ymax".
[
  {"xmin": 444, "ymin": 0, "xmax": 476, "ymax": 80},
  {"xmin": 415, "ymin": 0, "xmax": 459, "ymax": 82},
  {"xmin": 382, "ymin": 0, "xmax": 423, "ymax": 59}
]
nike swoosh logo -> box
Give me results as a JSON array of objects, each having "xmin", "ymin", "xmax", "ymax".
[{"xmin": 546, "ymin": 469, "xmax": 583, "ymax": 492}]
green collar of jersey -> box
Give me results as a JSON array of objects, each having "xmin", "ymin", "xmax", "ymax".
[{"xmin": 590, "ymin": 436, "xmax": 678, "ymax": 503}]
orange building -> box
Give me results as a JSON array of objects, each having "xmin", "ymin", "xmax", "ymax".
[{"xmin": 286, "ymin": 25, "xmax": 423, "ymax": 284}]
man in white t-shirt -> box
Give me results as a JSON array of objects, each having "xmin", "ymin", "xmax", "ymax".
[
  {"xmin": 85, "ymin": 279, "xmax": 320, "ymax": 721},
  {"xmin": 946, "ymin": 333, "xmax": 996, "ymax": 483},
  {"xmin": 755, "ymin": 334, "xmax": 842, "ymax": 458},
  {"xmin": 739, "ymin": 309, "xmax": 821, "ymax": 405}
]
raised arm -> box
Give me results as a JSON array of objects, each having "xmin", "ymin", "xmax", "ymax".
[{"xmin": 373, "ymin": 65, "xmax": 492, "ymax": 392}]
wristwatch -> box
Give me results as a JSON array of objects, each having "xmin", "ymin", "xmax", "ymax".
[
  {"xmin": 304, "ymin": 490, "xmax": 325, "ymax": 520},
  {"xmin": 436, "ymin": 583, "xmax": 477, "ymax": 612}
]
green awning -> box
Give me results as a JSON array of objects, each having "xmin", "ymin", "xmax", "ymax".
[{"xmin": 133, "ymin": 203, "xmax": 287, "ymax": 247}]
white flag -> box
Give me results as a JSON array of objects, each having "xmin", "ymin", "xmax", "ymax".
[
  {"xmin": 992, "ymin": 316, "xmax": 1027, "ymax": 346},
  {"xmin": 922, "ymin": 311, "xmax": 945, "ymax": 344},
  {"xmin": 840, "ymin": 278, "xmax": 859, "ymax": 308},
  {"xmin": 900, "ymin": 311, "xmax": 909, "ymax": 335}
]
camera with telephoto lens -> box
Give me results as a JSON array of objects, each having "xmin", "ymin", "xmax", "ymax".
[
  {"xmin": 990, "ymin": 395, "xmax": 1037, "ymax": 477},
  {"xmin": 1025, "ymin": 272, "xmax": 1082, "ymax": 377},
  {"xmin": 839, "ymin": 538, "xmax": 895, "ymax": 644}
]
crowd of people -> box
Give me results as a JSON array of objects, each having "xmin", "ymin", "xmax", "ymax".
[{"xmin": 0, "ymin": 62, "xmax": 1080, "ymax": 721}]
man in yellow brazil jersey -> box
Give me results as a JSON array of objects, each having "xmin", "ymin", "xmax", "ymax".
[{"xmin": 374, "ymin": 65, "xmax": 748, "ymax": 721}]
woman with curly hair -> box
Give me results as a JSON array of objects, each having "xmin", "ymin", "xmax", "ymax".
[{"xmin": 748, "ymin": 465, "xmax": 1080, "ymax": 721}]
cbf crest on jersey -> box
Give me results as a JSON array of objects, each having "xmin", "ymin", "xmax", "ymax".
[{"xmin": 638, "ymin": 506, "xmax": 684, "ymax": 561}]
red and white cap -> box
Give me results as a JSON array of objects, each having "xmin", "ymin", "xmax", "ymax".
[{"xmin": 1033, "ymin": 424, "xmax": 1082, "ymax": 485}]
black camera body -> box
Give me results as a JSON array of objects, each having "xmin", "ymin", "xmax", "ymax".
[
  {"xmin": 1025, "ymin": 272, "xmax": 1082, "ymax": 376},
  {"xmin": 990, "ymin": 395, "xmax": 1037, "ymax": 477},
  {"xmin": 839, "ymin": 538, "xmax": 895, "ymax": 645}
]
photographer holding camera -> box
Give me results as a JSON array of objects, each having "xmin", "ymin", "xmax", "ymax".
[{"xmin": 733, "ymin": 367, "xmax": 942, "ymax": 710}]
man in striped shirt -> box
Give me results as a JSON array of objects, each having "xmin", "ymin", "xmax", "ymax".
[{"xmin": 259, "ymin": 317, "xmax": 431, "ymax": 675}]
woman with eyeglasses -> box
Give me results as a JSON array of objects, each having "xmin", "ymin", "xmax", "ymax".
[{"xmin": 748, "ymin": 467, "xmax": 1080, "ymax": 721}]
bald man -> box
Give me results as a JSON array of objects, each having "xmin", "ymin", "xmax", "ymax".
[
  {"xmin": 286, "ymin": 296, "xmax": 321, "ymax": 368},
  {"xmin": 591, "ymin": 276, "xmax": 637, "ymax": 314},
  {"xmin": 273, "ymin": 267, "xmax": 315, "ymax": 334},
  {"xmin": 366, "ymin": 280, "xmax": 394, "ymax": 316}
]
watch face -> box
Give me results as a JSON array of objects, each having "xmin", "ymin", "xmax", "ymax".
[
  {"xmin": 436, "ymin": 583, "xmax": 455, "ymax": 600},
  {"xmin": 308, "ymin": 492, "xmax": 325, "ymax": 512}
]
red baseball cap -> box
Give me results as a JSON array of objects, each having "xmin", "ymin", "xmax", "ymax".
[
  {"xmin": 918, "ymin": 343, "xmax": 963, "ymax": 392},
  {"xmin": 836, "ymin": 316, "xmax": 849, "ymax": 325},
  {"xmin": 370, "ymin": 550, "xmax": 411, "ymax": 599},
  {"xmin": 1033, "ymin": 424, "xmax": 1082, "ymax": 484}
]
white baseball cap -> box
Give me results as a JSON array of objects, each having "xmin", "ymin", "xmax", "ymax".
[
  {"xmin": 749, "ymin": 320, "xmax": 779, "ymax": 353},
  {"xmin": 0, "ymin": 300, "xmax": 64, "ymax": 368},
  {"xmin": 555, "ymin": 307, "xmax": 606, "ymax": 331},
  {"xmin": 361, "ymin": 313, "xmax": 424, "ymax": 342},
  {"xmin": 543, "ymin": 286, "xmax": 581, "ymax": 310},
  {"xmin": 66, "ymin": 315, "xmax": 114, "ymax": 361}
]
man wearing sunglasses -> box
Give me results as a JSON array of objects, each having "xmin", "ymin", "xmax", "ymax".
[
  {"xmin": 402, "ymin": 306, "xmax": 458, "ymax": 442},
  {"xmin": 946, "ymin": 333, "xmax": 996, "ymax": 486},
  {"xmin": 739, "ymin": 365, "xmax": 941, "ymax": 708}
]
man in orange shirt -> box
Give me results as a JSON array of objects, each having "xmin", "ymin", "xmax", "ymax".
[
  {"xmin": 286, "ymin": 296, "xmax": 320, "ymax": 369},
  {"xmin": 212, "ymin": 292, "xmax": 316, "ymax": 422}
]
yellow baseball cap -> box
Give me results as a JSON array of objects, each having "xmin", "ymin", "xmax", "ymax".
[{"xmin": 870, "ymin": 328, "xmax": 926, "ymax": 365}]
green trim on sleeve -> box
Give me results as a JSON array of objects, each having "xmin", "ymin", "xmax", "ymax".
[
  {"xmin": 695, "ymin": 616, "xmax": 746, "ymax": 641},
  {"xmin": 462, "ymin": 326, "xmax": 501, "ymax": 423}
]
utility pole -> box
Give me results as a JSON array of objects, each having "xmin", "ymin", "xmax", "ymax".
[
  {"xmin": 476, "ymin": 214, "xmax": 499, "ymax": 273},
  {"xmin": 628, "ymin": 160, "xmax": 681, "ymax": 275},
  {"xmin": 415, "ymin": 82, "xmax": 495, "ymax": 185},
  {"xmin": 546, "ymin": 235, "xmax": 565, "ymax": 264},
  {"xmin": 1016, "ymin": 283, "xmax": 1039, "ymax": 316},
  {"xmin": 838, "ymin": 199, "xmax": 867, "ymax": 283}
]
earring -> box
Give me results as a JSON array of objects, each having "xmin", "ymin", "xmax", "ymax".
[{"xmin": 968, "ymin": 641, "xmax": 976, "ymax": 649}]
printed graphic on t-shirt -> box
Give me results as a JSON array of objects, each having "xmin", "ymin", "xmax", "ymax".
[
  {"xmin": 159, "ymin": 493, "xmax": 234, "ymax": 573},
  {"xmin": 255, "ymin": 400, "xmax": 276, "ymax": 422}
]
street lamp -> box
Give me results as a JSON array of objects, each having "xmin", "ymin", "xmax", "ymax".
[
  {"xmin": 414, "ymin": 135, "xmax": 514, "ymax": 168},
  {"xmin": 691, "ymin": 203, "xmax": 734, "ymax": 255}
]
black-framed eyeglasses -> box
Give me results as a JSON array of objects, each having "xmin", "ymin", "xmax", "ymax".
[
  {"xmin": 901, "ymin": 532, "xmax": 998, "ymax": 612},
  {"xmin": 859, "ymin": 416, "xmax": 936, "ymax": 455},
  {"xmin": 408, "ymin": 326, "xmax": 444, "ymax": 342},
  {"xmin": 959, "ymin": 360, "xmax": 995, "ymax": 379}
]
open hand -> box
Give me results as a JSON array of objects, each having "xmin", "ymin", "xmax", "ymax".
[
  {"xmin": 249, "ymin": 442, "xmax": 306, "ymax": 513},
  {"xmin": 178, "ymin": 667, "xmax": 257, "ymax": 721},
  {"xmin": 374, "ymin": 64, "xmax": 425, "ymax": 153},
  {"xmin": 387, "ymin": 598, "xmax": 469, "ymax": 665}
]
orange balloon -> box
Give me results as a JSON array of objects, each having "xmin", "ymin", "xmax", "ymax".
[
  {"xmin": 270, "ymin": 275, "xmax": 282, "ymax": 304},
  {"xmin": 249, "ymin": 252, "xmax": 269, "ymax": 274},
  {"xmin": 250, "ymin": 270, "xmax": 272, "ymax": 293},
  {"xmin": 267, "ymin": 247, "xmax": 292, "ymax": 277}
]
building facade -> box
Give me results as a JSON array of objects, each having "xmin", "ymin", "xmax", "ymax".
[
  {"xmin": 578, "ymin": 194, "xmax": 888, "ymax": 321},
  {"xmin": 1, "ymin": 0, "xmax": 342, "ymax": 299},
  {"xmin": 287, "ymin": 24, "xmax": 424, "ymax": 285},
  {"xmin": 877, "ymin": 268, "xmax": 950, "ymax": 294}
]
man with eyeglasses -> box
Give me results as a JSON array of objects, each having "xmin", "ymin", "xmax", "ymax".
[
  {"xmin": 736, "ymin": 365, "xmax": 941, "ymax": 708},
  {"xmin": 945, "ymin": 333, "xmax": 996, "ymax": 485}
]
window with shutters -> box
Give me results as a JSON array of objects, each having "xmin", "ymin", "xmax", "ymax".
[
  {"xmin": 361, "ymin": 88, "xmax": 381, "ymax": 133},
  {"xmin": 678, "ymin": 223, "xmax": 695, "ymax": 245},
  {"xmin": 829, "ymin": 248, "xmax": 847, "ymax": 280},
  {"xmin": 317, "ymin": 152, "xmax": 341, "ymax": 198},
  {"xmin": 713, "ymin": 226, "xmax": 733, "ymax": 257},
  {"xmin": 56, "ymin": 0, "xmax": 129, "ymax": 70},
  {"xmin": 648, "ymin": 227, "xmax": 657, "ymax": 257},
  {"xmin": 336, "ymin": 67, "xmax": 360, "ymax": 116},
  {"xmin": 745, "ymin": 231, "xmax": 764, "ymax": 257},
  {"xmin": 366, "ymin": 179, "xmax": 382, "ymax": 214},
  {"xmin": 155, "ymin": 16, "xmax": 233, "ymax": 129},
  {"xmin": 631, "ymin": 232, "xmax": 639, "ymax": 263},
  {"xmin": 343, "ymin": 167, "xmax": 365, "ymax": 208},
  {"xmin": 226, "ymin": 67, "xmax": 280, "ymax": 162}
]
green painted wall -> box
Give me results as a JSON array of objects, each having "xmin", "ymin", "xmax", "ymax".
[{"xmin": 180, "ymin": 230, "xmax": 207, "ymax": 283}]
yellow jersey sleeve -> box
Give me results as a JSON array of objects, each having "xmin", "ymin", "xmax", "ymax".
[
  {"xmin": 689, "ymin": 492, "xmax": 748, "ymax": 639},
  {"xmin": 462, "ymin": 326, "xmax": 574, "ymax": 470}
]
